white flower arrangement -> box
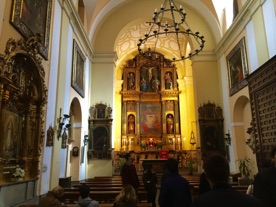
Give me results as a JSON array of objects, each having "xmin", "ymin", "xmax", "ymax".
[{"xmin": 12, "ymin": 165, "xmax": 25, "ymax": 178}]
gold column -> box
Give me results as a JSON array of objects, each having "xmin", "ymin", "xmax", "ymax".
[{"xmin": 174, "ymin": 100, "xmax": 180, "ymax": 134}]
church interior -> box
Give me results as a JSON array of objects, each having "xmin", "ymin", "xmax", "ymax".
[{"xmin": 0, "ymin": 0, "xmax": 275, "ymax": 206}]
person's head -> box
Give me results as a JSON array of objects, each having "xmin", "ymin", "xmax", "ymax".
[
  {"xmin": 125, "ymin": 151, "xmax": 135, "ymax": 162},
  {"xmin": 125, "ymin": 153, "xmax": 131, "ymax": 161},
  {"xmin": 115, "ymin": 185, "xmax": 136, "ymax": 203},
  {"xmin": 79, "ymin": 184, "xmax": 90, "ymax": 199},
  {"xmin": 203, "ymin": 153, "xmax": 229, "ymax": 187},
  {"xmin": 166, "ymin": 158, "xmax": 178, "ymax": 173},
  {"xmin": 51, "ymin": 186, "xmax": 64, "ymax": 198}
]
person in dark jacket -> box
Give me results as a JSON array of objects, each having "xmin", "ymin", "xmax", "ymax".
[
  {"xmin": 198, "ymin": 171, "xmax": 211, "ymax": 195},
  {"xmin": 38, "ymin": 186, "xmax": 64, "ymax": 207},
  {"xmin": 159, "ymin": 158, "xmax": 192, "ymax": 207},
  {"xmin": 76, "ymin": 184, "xmax": 99, "ymax": 207},
  {"xmin": 143, "ymin": 163, "xmax": 157, "ymax": 207},
  {"xmin": 253, "ymin": 147, "xmax": 276, "ymax": 207},
  {"xmin": 192, "ymin": 153, "xmax": 263, "ymax": 207},
  {"xmin": 121, "ymin": 152, "xmax": 140, "ymax": 195}
]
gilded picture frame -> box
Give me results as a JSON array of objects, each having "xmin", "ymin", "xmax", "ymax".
[
  {"xmin": 140, "ymin": 102, "xmax": 161, "ymax": 134},
  {"xmin": 72, "ymin": 40, "xmax": 86, "ymax": 98},
  {"xmin": 226, "ymin": 37, "xmax": 249, "ymax": 96},
  {"xmin": 10, "ymin": 0, "xmax": 52, "ymax": 59}
]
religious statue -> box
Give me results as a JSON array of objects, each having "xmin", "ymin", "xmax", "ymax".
[
  {"xmin": 128, "ymin": 114, "xmax": 135, "ymax": 134},
  {"xmin": 166, "ymin": 114, "xmax": 174, "ymax": 134},
  {"xmin": 165, "ymin": 72, "xmax": 173, "ymax": 89},
  {"xmin": 127, "ymin": 72, "xmax": 135, "ymax": 90},
  {"xmin": 140, "ymin": 77, "xmax": 147, "ymax": 92},
  {"xmin": 152, "ymin": 76, "xmax": 160, "ymax": 92},
  {"xmin": 46, "ymin": 125, "xmax": 54, "ymax": 147}
]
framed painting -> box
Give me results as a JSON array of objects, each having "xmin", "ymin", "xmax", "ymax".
[
  {"xmin": 72, "ymin": 40, "xmax": 86, "ymax": 98},
  {"xmin": 226, "ymin": 37, "xmax": 249, "ymax": 96},
  {"xmin": 140, "ymin": 102, "xmax": 161, "ymax": 134},
  {"xmin": 10, "ymin": 0, "xmax": 52, "ymax": 59}
]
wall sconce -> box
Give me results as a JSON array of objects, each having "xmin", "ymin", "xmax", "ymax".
[
  {"xmin": 225, "ymin": 130, "xmax": 231, "ymax": 145},
  {"xmin": 83, "ymin": 135, "xmax": 89, "ymax": 146},
  {"xmin": 57, "ymin": 108, "xmax": 71, "ymax": 140}
]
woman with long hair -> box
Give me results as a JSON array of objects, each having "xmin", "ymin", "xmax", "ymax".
[{"xmin": 113, "ymin": 185, "xmax": 137, "ymax": 207}]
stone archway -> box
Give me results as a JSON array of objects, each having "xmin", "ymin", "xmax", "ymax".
[
  {"xmin": 69, "ymin": 97, "xmax": 82, "ymax": 181},
  {"xmin": 232, "ymin": 95, "xmax": 257, "ymax": 175}
]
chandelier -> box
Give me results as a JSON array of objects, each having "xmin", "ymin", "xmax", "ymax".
[{"xmin": 137, "ymin": 0, "xmax": 205, "ymax": 62}]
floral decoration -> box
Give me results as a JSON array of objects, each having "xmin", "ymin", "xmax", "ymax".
[{"xmin": 12, "ymin": 165, "xmax": 25, "ymax": 178}]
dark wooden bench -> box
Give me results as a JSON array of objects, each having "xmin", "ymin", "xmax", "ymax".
[{"xmin": 61, "ymin": 190, "xmax": 148, "ymax": 203}]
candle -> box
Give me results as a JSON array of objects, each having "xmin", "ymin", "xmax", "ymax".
[
  {"xmin": 178, "ymin": 138, "xmax": 180, "ymax": 150},
  {"xmin": 173, "ymin": 138, "xmax": 175, "ymax": 150}
]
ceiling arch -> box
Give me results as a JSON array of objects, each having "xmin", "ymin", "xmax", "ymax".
[{"xmin": 90, "ymin": 0, "xmax": 222, "ymax": 55}]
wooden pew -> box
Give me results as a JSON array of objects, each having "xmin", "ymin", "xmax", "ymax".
[
  {"xmin": 64, "ymin": 203, "xmax": 151, "ymax": 207},
  {"xmin": 19, "ymin": 204, "xmax": 151, "ymax": 207},
  {"xmin": 61, "ymin": 190, "xmax": 148, "ymax": 203}
]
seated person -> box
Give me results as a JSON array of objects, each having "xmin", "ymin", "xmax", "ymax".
[
  {"xmin": 76, "ymin": 184, "xmax": 99, "ymax": 207},
  {"xmin": 113, "ymin": 185, "xmax": 137, "ymax": 207},
  {"xmin": 192, "ymin": 153, "xmax": 263, "ymax": 207},
  {"xmin": 38, "ymin": 186, "xmax": 64, "ymax": 207}
]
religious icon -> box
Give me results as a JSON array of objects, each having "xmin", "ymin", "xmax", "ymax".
[
  {"xmin": 166, "ymin": 114, "xmax": 174, "ymax": 134},
  {"xmin": 140, "ymin": 103, "xmax": 161, "ymax": 134},
  {"xmin": 128, "ymin": 114, "xmax": 135, "ymax": 134},
  {"xmin": 165, "ymin": 71, "xmax": 173, "ymax": 89},
  {"xmin": 72, "ymin": 146, "xmax": 79, "ymax": 157},
  {"xmin": 127, "ymin": 72, "xmax": 135, "ymax": 90}
]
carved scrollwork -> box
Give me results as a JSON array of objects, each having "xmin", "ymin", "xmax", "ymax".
[{"xmin": 0, "ymin": 37, "xmax": 47, "ymax": 183}]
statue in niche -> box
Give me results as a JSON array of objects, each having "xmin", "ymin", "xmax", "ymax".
[
  {"xmin": 166, "ymin": 114, "xmax": 174, "ymax": 134},
  {"xmin": 165, "ymin": 72, "xmax": 173, "ymax": 89},
  {"xmin": 151, "ymin": 76, "xmax": 160, "ymax": 92},
  {"xmin": 140, "ymin": 77, "xmax": 147, "ymax": 92},
  {"xmin": 90, "ymin": 106, "xmax": 96, "ymax": 119},
  {"xmin": 128, "ymin": 114, "xmax": 135, "ymax": 134},
  {"xmin": 127, "ymin": 72, "xmax": 135, "ymax": 90}
]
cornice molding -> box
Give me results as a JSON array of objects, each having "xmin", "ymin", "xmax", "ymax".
[
  {"xmin": 92, "ymin": 53, "xmax": 117, "ymax": 64},
  {"xmin": 215, "ymin": 0, "xmax": 263, "ymax": 58},
  {"xmin": 61, "ymin": 0, "xmax": 94, "ymax": 60}
]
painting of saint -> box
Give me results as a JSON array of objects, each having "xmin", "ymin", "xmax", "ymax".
[{"xmin": 21, "ymin": 0, "xmax": 48, "ymax": 44}]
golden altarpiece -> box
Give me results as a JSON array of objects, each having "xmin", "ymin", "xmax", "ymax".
[
  {"xmin": 114, "ymin": 52, "xmax": 200, "ymax": 173},
  {"xmin": 0, "ymin": 38, "xmax": 47, "ymax": 184},
  {"xmin": 121, "ymin": 53, "xmax": 181, "ymax": 152}
]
